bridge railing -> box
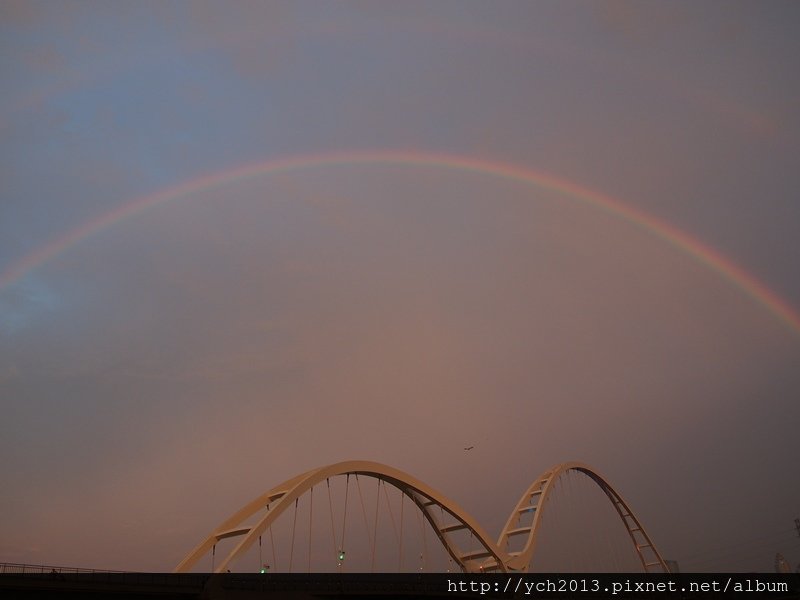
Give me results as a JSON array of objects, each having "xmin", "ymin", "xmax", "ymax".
[
  {"xmin": 0, "ymin": 563, "xmax": 205, "ymax": 594},
  {"xmin": 0, "ymin": 562, "xmax": 129, "ymax": 574}
]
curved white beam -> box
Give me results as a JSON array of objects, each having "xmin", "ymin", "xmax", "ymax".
[
  {"xmin": 176, "ymin": 460, "xmax": 668, "ymax": 574},
  {"xmin": 495, "ymin": 462, "xmax": 668, "ymax": 572},
  {"xmin": 175, "ymin": 460, "xmax": 505, "ymax": 573}
]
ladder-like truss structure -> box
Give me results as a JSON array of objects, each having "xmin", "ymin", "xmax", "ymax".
[{"xmin": 175, "ymin": 460, "xmax": 668, "ymax": 573}]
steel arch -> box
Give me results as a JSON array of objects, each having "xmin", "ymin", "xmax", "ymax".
[
  {"xmin": 175, "ymin": 460, "xmax": 668, "ymax": 573},
  {"xmin": 174, "ymin": 460, "xmax": 506, "ymax": 573},
  {"xmin": 492, "ymin": 462, "xmax": 668, "ymax": 572}
]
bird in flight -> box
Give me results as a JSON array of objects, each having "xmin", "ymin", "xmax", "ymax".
[{"xmin": 464, "ymin": 446, "xmax": 474, "ymax": 451}]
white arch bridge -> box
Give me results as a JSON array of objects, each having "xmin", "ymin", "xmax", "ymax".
[{"xmin": 175, "ymin": 461, "xmax": 668, "ymax": 574}]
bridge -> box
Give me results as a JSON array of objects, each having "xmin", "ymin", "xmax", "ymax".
[{"xmin": 175, "ymin": 460, "xmax": 669, "ymax": 574}]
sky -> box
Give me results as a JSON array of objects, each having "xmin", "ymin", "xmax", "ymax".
[{"xmin": 1, "ymin": 1, "xmax": 799, "ymax": 573}]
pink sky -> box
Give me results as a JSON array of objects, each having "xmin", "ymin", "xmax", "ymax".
[{"xmin": 1, "ymin": 1, "xmax": 799, "ymax": 573}]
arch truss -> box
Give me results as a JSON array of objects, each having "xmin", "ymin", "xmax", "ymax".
[{"xmin": 175, "ymin": 460, "xmax": 668, "ymax": 573}]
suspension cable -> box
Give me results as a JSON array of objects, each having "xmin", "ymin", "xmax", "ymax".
[
  {"xmin": 371, "ymin": 479, "xmax": 380, "ymax": 572},
  {"xmin": 422, "ymin": 503, "xmax": 428, "ymax": 572},
  {"xmin": 340, "ymin": 474, "xmax": 350, "ymax": 571},
  {"xmin": 268, "ymin": 504, "xmax": 277, "ymax": 572},
  {"xmin": 326, "ymin": 478, "xmax": 338, "ymax": 567},
  {"xmin": 382, "ymin": 481, "xmax": 400, "ymax": 560},
  {"xmin": 413, "ymin": 497, "xmax": 427, "ymax": 572},
  {"xmin": 289, "ymin": 498, "xmax": 298, "ymax": 573},
  {"xmin": 468, "ymin": 529, "xmax": 475, "ymax": 566},
  {"xmin": 398, "ymin": 491, "xmax": 405, "ymax": 572},
  {"xmin": 355, "ymin": 475, "xmax": 373, "ymax": 560},
  {"xmin": 308, "ymin": 486, "xmax": 313, "ymax": 573}
]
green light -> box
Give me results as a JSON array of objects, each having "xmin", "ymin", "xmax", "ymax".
[{"xmin": 338, "ymin": 550, "xmax": 345, "ymax": 561}]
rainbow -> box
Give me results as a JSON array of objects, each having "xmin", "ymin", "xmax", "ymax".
[{"xmin": 2, "ymin": 150, "xmax": 799, "ymax": 335}]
